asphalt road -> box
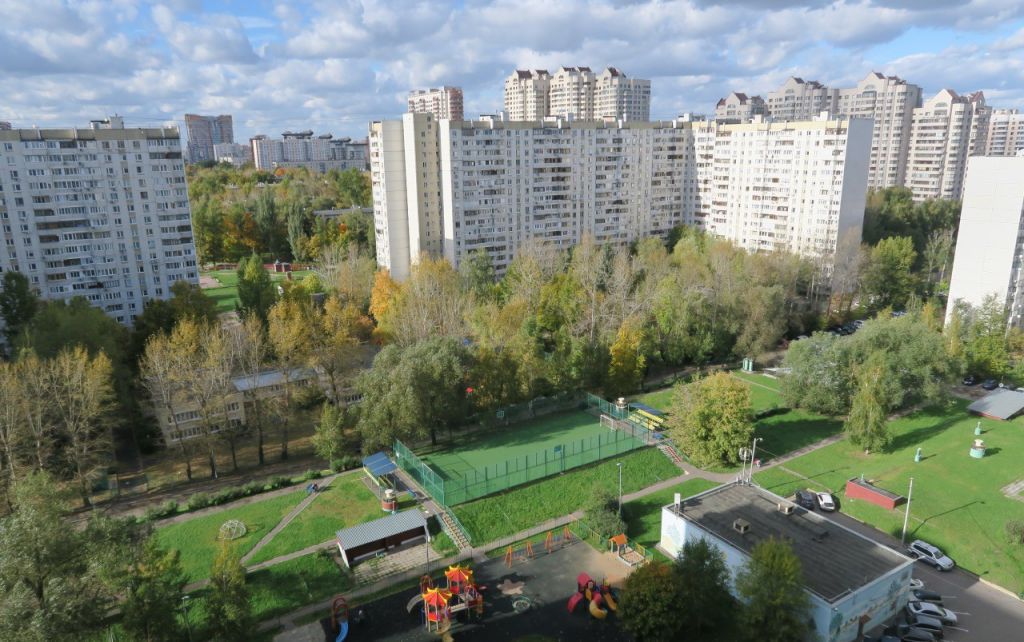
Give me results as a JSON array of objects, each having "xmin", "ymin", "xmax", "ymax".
[{"xmin": 829, "ymin": 512, "xmax": 1024, "ymax": 641}]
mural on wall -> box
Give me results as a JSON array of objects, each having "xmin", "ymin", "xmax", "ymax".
[{"xmin": 828, "ymin": 569, "xmax": 911, "ymax": 642}]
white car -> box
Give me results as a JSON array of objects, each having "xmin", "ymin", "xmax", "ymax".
[
  {"xmin": 906, "ymin": 600, "xmax": 957, "ymax": 625},
  {"xmin": 909, "ymin": 578, "xmax": 924, "ymax": 590},
  {"xmin": 907, "ymin": 539, "xmax": 955, "ymax": 571},
  {"xmin": 815, "ymin": 492, "xmax": 836, "ymax": 512}
]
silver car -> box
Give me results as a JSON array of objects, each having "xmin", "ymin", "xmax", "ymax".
[
  {"xmin": 906, "ymin": 600, "xmax": 957, "ymax": 625},
  {"xmin": 907, "ymin": 540, "xmax": 955, "ymax": 571}
]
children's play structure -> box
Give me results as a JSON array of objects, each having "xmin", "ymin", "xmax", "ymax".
[
  {"xmin": 407, "ymin": 566, "xmax": 485, "ymax": 638},
  {"xmin": 503, "ymin": 525, "xmax": 575, "ymax": 567},
  {"xmin": 329, "ymin": 595, "xmax": 349, "ymax": 642},
  {"xmin": 566, "ymin": 572, "xmax": 618, "ymax": 620}
]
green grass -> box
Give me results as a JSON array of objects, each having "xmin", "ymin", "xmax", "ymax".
[
  {"xmin": 248, "ymin": 476, "xmax": 384, "ymax": 564},
  {"xmin": 154, "ymin": 490, "xmax": 305, "ymax": 581},
  {"xmin": 754, "ymin": 398, "xmax": 1024, "ymax": 594},
  {"xmin": 423, "ymin": 410, "xmax": 610, "ymax": 479},
  {"xmin": 247, "ymin": 553, "xmax": 353, "ymax": 622},
  {"xmin": 201, "ymin": 269, "xmax": 315, "ymax": 312},
  {"xmin": 634, "ymin": 371, "xmax": 785, "ymax": 416},
  {"xmin": 622, "ymin": 478, "xmax": 722, "ymax": 554},
  {"xmin": 452, "ymin": 447, "xmax": 680, "ymax": 544}
]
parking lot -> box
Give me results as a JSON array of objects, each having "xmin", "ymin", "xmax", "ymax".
[{"xmin": 831, "ymin": 512, "xmax": 1024, "ymax": 641}]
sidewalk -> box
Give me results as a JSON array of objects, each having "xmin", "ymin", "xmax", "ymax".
[{"xmin": 241, "ymin": 473, "xmax": 339, "ymax": 565}]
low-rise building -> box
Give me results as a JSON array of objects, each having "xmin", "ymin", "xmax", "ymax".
[
  {"xmin": 213, "ymin": 142, "xmax": 253, "ymax": 167},
  {"xmin": 660, "ymin": 482, "xmax": 913, "ymax": 642}
]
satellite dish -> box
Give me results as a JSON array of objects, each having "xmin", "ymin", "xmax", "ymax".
[{"xmin": 739, "ymin": 447, "xmax": 752, "ymax": 462}]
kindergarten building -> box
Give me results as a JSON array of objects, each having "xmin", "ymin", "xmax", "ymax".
[{"xmin": 660, "ymin": 482, "xmax": 913, "ymax": 642}]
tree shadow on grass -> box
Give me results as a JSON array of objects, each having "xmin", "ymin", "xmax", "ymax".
[
  {"xmin": 888, "ymin": 413, "xmax": 964, "ymax": 452},
  {"xmin": 753, "ymin": 416, "xmax": 844, "ymax": 460}
]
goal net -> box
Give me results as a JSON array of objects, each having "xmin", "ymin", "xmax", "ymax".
[{"xmin": 600, "ymin": 414, "xmax": 617, "ymax": 431}]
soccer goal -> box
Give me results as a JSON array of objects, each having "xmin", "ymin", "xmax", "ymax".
[{"xmin": 600, "ymin": 414, "xmax": 617, "ymax": 431}]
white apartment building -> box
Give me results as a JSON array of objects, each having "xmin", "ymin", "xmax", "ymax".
[
  {"xmin": 370, "ymin": 113, "xmax": 870, "ymax": 280},
  {"xmin": 504, "ymin": 67, "xmax": 650, "ymax": 121},
  {"xmin": 715, "ymin": 93, "xmax": 767, "ymax": 123},
  {"xmin": 251, "ymin": 132, "xmax": 368, "ymax": 173},
  {"xmin": 0, "ymin": 116, "xmax": 198, "ymax": 325},
  {"xmin": 906, "ymin": 90, "xmax": 988, "ymax": 201},
  {"xmin": 213, "ymin": 142, "xmax": 253, "ymax": 167},
  {"xmin": 985, "ymin": 109, "xmax": 1024, "ymax": 156},
  {"xmin": 408, "ymin": 87, "xmax": 464, "ymax": 121},
  {"xmin": 766, "ymin": 77, "xmax": 839, "ymax": 122},
  {"xmin": 945, "ymin": 156, "xmax": 1024, "ymax": 327}
]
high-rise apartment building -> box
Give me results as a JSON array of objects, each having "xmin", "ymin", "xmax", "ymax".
[
  {"xmin": 213, "ymin": 142, "xmax": 254, "ymax": 167},
  {"xmin": 183, "ymin": 113, "xmax": 233, "ymax": 163},
  {"xmin": 251, "ymin": 132, "xmax": 368, "ymax": 173},
  {"xmin": 945, "ymin": 156, "xmax": 1024, "ymax": 327},
  {"xmin": 0, "ymin": 122, "xmax": 11, "ymax": 131},
  {"xmin": 504, "ymin": 67, "xmax": 650, "ymax": 121},
  {"xmin": 715, "ymin": 93, "xmax": 767, "ymax": 123},
  {"xmin": 984, "ymin": 109, "xmax": 1024, "ymax": 156},
  {"xmin": 906, "ymin": 90, "xmax": 988, "ymax": 201},
  {"xmin": 370, "ymin": 113, "xmax": 870, "ymax": 281},
  {"xmin": 765, "ymin": 77, "xmax": 839, "ymax": 122},
  {"xmin": 0, "ymin": 116, "xmax": 198, "ymax": 325},
  {"xmin": 407, "ymin": 87, "xmax": 464, "ymax": 120}
]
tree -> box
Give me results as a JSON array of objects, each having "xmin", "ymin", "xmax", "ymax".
[
  {"xmin": 227, "ymin": 315, "xmax": 271, "ymax": 465},
  {"xmin": 0, "ymin": 363, "xmax": 23, "ymax": 508},
  {"xmin": 583, "ymin": 486, "xmax": 626, "ymax": 537},
  {"xmin": 675, "ymin": 538, "xmax": 734, "ymax": 638},
  {"xmin": 377, "ymin": 256, "xmax": 469, "ymax": 347},
  {"xmin": 460, "ymin": 249, "xmax": 496, "ymax": 301},
  {"xmin": 267, "ymin": 299, "xmax": 312, "ymax": 460},
  {"xmin": 667, "ymin": 372, "xmax": 753, "ymax": 468},
  {"xmin": 619, "ymin": 560, "xmax": 685, "ymax": 642},
  {"xmin": 312, "ymin": 403, "xmax": 347, "ymax": 464},
  {"xmin": 140, "ymin": 331, "xmax": 194, "ymax": 480},
  {"xmin": 205, "ymin": 543, "xmax": 253, "ymax": 642},
  {"xmin": 14, "ymin": 352, "xmax": 57, "ymax": 472},
  {"xmin": 236, "ymin": 255, "xmax": 276, "ymax": 324},
  {"xmin": 861, "ymin": 236, "xmax": 918, "ymax": 310},
  {"xmin": 736, "ymin": 538, "xmax": 811, "ymax": 642},
  {"xmin": 308, "ymin": 296, "xmax": 363, "ymax": 403},
  {"xmin": 844, "ymin": 352, "xmax": 893, "ymax": 452},
  {"xmin": 0, "ymin": 271, "xmax": 38, "ymax": 350},
  {"xmin": 606, "ymin": 315, "xmax": 646, "ymax": 398},
  {"xmin": 368, "ymin": 270, "xmax": 399, "ymax": 328},
  {"xmin": 120, "ymin": 539, "xmax": 187, "ymax": 642},
  {"xmin": 964, "ymin": 294, "xmax": 1011, "ymax": 380}
]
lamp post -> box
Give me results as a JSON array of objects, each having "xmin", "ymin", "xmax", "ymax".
[
  {"xmin": 749, "ymin": 437, "xmax": 764, "ymax": 483},
  {"xmin": 616, "ymin": 462, "xmax": 623, "ymax": 517},
  {"xmin": 901, "ymin": 477, "xmax": 914, "ymax": 545},
  {"xmin": 181, "ymin": 595, "xmax": 193, "ymax": 642}
]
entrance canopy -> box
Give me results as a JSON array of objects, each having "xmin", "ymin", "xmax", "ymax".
[{"xmin": 363, "ymin": 451, "xmax": 397, "ymax": 477}]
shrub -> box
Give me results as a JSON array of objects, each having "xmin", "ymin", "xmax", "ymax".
[
  {"xmin": 1007, "ymin": 520, "xmax": 1024, "ymax": 546},
  {"xmin": 330, "ymin": 455, "xmax": 361, "ymax": 473},
  {"xmin": 302, "ymin": 469, "xmax": 323, "ymax": 481},
  {"xmin": 212, "ymin": 489, "xmax": 238, "ymax": 506},
  {"xmin": 265, "ymin": 476, "xmax": 291, "ymax": 491},
  {"xmin": 242, "ymin": 481, "xmax": 263, "ymax": 497},
  {"xmin": 186, "ymin": 492, "xmax": 212, "ymax": 511},
  {"xmin": 155, "ymin": 500, "xmax": 179, "ymax": 518}
]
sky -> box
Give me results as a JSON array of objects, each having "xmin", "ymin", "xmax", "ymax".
[{"xmin": 2, "ymin": 0, "xmax": 1024, "ymax": 142}]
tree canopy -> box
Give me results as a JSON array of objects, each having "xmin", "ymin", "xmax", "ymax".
[{"xmin": 667, "ymin": 372, "xmax": 754, "ymax": 468}]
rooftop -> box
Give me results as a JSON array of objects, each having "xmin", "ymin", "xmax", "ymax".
[
  {"xmin": 336, "ymin": 509, "xmax": 428, "ymax": 551},
  {"xmin": 967, "ymin": 388, "xmax": 1024, "ymax": 420},
  {"xmin": 668, "ymin": 482, "xmax": 910, "ymax": 603}
]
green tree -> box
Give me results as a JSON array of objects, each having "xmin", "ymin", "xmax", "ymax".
[
  {"xmin": 130, "ymin": 280, "xmax": 218, "ymax": 361},
  {"xmin": 582, "ymin": 486, "xmax": 626, "ymax": 537},
  {"xmin": 0, "ymin": 271, "xmax": 38, "ymax": 350},
  {"xmin": 121, "ymin": 539, "xmax": 187, "ymax": 642},
  {"xmin": 844, "ymin": 352, "xmax": 893, "ymax": 452},
  {"xmin": 205, "ymin": 542, "xmax": 253, "ymax": 642},
  {"xmin": 667, "ymin": 372, "xmax": 753, "ymax": 468},
  {"xmin": 236, "ymin": 255, "xmax": 276, "ymax": 324},
  {"xmin": 460, "ymin": 249, "xmax": 497, "ymax": 301},
  {"xmin": 964, "ymin": 294, "xmax": 1010, "ymax": 380},
  {"xmin": 619, "ymin": 560, "xmax": 685, "ymax": 642},
  {"xmin": 676, "ymin": 538, "xmax": 734, "ymax": 638},
  {"xmin": 735, "ymin": 537, "xmax": 811, "ymax": 642},
  {"xmin": 861, "ymin": 236, "xmax": 918, "ymax": 310},
  {"xmin": 335, "ymin": 168, "xmax": 371, "ymax": 207},
  {"xmin": 606, "ymin": 315, "xmax": 646, "ymax": 398},
  {"xmin": 311, "ymin": 403, "xmax": 347, "ymax": 464}
]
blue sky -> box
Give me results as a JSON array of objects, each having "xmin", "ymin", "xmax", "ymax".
[{"xmin": 2, "ymin": 0, "xmax": 1024, "ymax": 141}]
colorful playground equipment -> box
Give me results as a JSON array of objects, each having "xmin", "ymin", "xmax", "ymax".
[
  {"xmin": 566, "ymin": 572, "xmax": 618, "ymax": 620},
  {"xmin": 410, "ymin": 566, "xmax": 485, "ymax": 638},
  {"xmin": 504, "ymin": 525, "xmax": 575, "ymax": 567},
  {"xmin": 330, "ymin": 595, "xmax": 349, "ymax": 642}
]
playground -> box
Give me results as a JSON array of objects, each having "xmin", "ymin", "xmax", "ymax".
[
  {"xmin": 309, "ymin": 538, "xmax": 631, "ymax": 642},
  {"xmin": 200, "ymin": 268, "xmax": 316, "ymax": 312}
]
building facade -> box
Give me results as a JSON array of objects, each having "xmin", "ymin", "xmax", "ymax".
[
  {"xmin": 715, "ymin": 93, "xmax": 767, "ymax": 123},
  {"xmin": 659, "ymin": 483, "xmax": 914, "ymax": 642},
  {"xmin": 504, "ymin": 67, "xmax": 650, "ymax": 121},
  {"xmin": 184, "ymin": 113, "xmax": 233, "ymax": 163},
  {"xmin": 0, "ymin": 116, "xmax": 198, "ymax": 325},
  {"xmin": 765, "ymin": 77, "xmax": 839, "ymax": 122},
  {"xmin": 370, "ymin": 113, "xmax": 870, "ymax": 280},
  {"xmin": 408, "ymin": 87, "xmax": 464, "ymax": 121},
  {"xmin": 906, "ymin": 90, "xmax": 988, "ymax": 201},
  {"xmin": 213, "ymin": 142, "xmax": 254, "ymax": 167},
  {"xmin": 985, "ymin": 108, "xmax": 1024, "ymax": 156},
  {"xmin": 251, "ymin": 132, "xmax": 368, "ymax": 173},
  {"xmin": 945, "ymin": 156, "xmax": 1024, "ymax": 328}
]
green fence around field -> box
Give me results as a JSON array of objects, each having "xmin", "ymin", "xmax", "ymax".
[{"xmin": 394, "ymin": 440, "xmax": 447, "ymax": 505}]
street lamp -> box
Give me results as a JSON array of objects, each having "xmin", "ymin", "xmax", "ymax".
[
  {"xmin": 616, "ymin": 462, "xmax": 623, "ymax": 518},
  {"xmin": 901, "ymin": 477, "xmax": 914, "ymax": 545},
  {"xmin": 749, "ymin": 437, "xmax": 764, "ymax": 483},
  {"xmin": 180, "ymin": 595, "xmax": 193, "ymax": 642}
]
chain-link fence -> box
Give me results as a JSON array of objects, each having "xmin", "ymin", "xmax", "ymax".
[{"xmin": 394, "ymin": 439, "xmax": 447, "ymax": 505}]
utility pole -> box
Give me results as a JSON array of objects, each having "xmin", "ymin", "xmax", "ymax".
[
  {"xmin": 749, "ymin": 437, "xmax": 763, "ymax": 483},
  {"xmin": 901, "ymin": 477, "xmax": 914, "ymax": 545},
  {"xmin": 617, "ymin": 462, "xmax": 623, "ymax": 517}
]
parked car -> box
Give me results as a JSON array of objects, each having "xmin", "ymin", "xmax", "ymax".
[
  {"xmin": 795, "ymin": 489, "xmax": 816, "ymax": 510},
  {"xmin": 911, "ymin": 588, "xmax": 943, "ymax": 604},
  {"xmin": 905, "ymin": 613, "xmax": 944, "ymax": 638},
  {"xmin": 816, "ymin": 491, "xmax": 836, "ymax": 511},
  {"xmin": 906, "ymin": 601, "xmax": 957, "ymax": 625},
  {"xmin": 981, "ymin": 379, "xmax": 999, "ymax": 390},
  {"xmin": 861, "ymin": 636, "xmax": 899, "ymax": 642},
  {"xmin": 961, "ymin": 374, "xmax": 977, "ymax": 386},
  {"xmin": 887, "ymin": 624, "xmax": 936, "ymax": 642},
  {"xmin": 908, "ymin": 578, "xmax": 924, "ymax": 590},
  {"xmin": 907, "ymin": 540, "xmax": 955, "ymax": 571}
]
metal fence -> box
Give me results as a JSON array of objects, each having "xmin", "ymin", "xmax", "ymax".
[
  {"xmin": 569, "ymin": 518, "xmax": 654, "ymax": 565},
  {"xmin": 393, "ymin": 439, "xmax": 447, "ymax": 505},
  {"xmin": 583, "ymin": 392, "xmax": 629, "ymax": 420},
  {"xmin": 484, "ymin": 391, "xmax": 582, "ymax": 427}
]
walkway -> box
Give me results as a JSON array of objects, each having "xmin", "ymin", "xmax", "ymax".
[{"xmin": 240, "ymin": 473, "xmax": 339, "ymax": 565}]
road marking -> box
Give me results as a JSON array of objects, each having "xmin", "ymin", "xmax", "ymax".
[{"xmin": 947, "ymin": 626, "xmax": 970, "ymax": 632}]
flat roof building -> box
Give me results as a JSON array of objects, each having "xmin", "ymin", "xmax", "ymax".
[
  {"xmin": 408, "ymin": 87, "xmax": 464, "ymax": 121},
  {"xmin": 335, "ymin": 509, "xmax": 429, "ymax": 568},
  {"xmin": 660, "ymin": 482, "xmax": 913, "ymax": 642}
]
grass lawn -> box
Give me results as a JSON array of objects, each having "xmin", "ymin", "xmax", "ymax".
[
  {"xmin": 247, "ymin": 554, "xmax": 353, "ymax": 623},
  {"xmin": 200, "ymin": 269, "xmax": 315, "ymax": 313},
  {"xmin": 621, "ymin": 478, "xmax": 722, "ymax": 554},
  {"xmin": 452, "ymin": 447, "xmax": 680, "ymax": 544},
  {"xmin": 248, "ymin": 475, "xmax": 385, "ymax": 564},
  {"xmin": 634, "ymin": 371, "xmax": 785, "ymax": 416},
  {"xmin": 754, "ymin": 398, "xmax": 1024, "ymax": 594},
  {"xmin": 155, "ymin": 490, "xmax": 305, "ymax": 581}
]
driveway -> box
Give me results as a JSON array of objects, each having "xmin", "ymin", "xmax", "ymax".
[{"xmin": 830, "ymin": 512, "xmax": 1024, "ymax": 641}]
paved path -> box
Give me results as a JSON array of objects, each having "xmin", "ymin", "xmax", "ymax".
[{"xmin": 241, "ymin": 473, "xmax": 340, "ymax": 565}]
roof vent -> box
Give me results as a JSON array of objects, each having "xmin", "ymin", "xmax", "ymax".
[
  {"xmin": 732, "ymin": 518, "xmax": 750, "ymax": 535},
  {"xmin": 778, "ymin": 502, "xmax": 795, "ymax": 515}
]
